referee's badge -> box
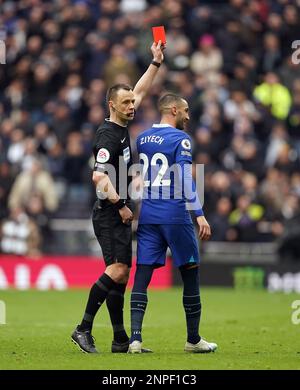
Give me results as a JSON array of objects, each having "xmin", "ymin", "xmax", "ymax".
[
  {"xmin": 123, "ymin": 147, "xmax": 130, "ymax": 164},
  {"xmin": 97, "ymin": 148, "xmax": 110, "ymax": 163}
]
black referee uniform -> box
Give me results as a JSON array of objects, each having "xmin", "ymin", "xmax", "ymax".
[{"xmin": 92, "ymin": 119, "xmax": 133, "ymax": 267}]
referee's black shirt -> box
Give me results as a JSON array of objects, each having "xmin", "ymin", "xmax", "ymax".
[{"xmin": 93, "ymin": 119, "xmax": 132, "ymax": 202}]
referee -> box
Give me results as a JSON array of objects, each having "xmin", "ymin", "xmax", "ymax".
[{"xmin": 71, "ymin": 41, "xmax": 164, "ymax": 353}]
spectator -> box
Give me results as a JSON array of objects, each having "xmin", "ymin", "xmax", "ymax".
[
  {"xmin": 190, "ymin": 34, "xmax": 223, "ymax": 86},
  {"xmin": 26, "ymin": 193, "xmax": 50, "ymax": 245},
  {"xmin": 34, "ymin": 122, "xmax": 57, "ymax": 156},
  {"xmin": 260, "ymin": 32, "xmax": 281, "ymax": 73},
  {"xmin": 253, "ymin": 72, "xmax": 292, "ymax": 120},
  {"xmin": 281, "ymin": 193, "xmax": 300, "ymax": 221},
  {"xmin": 210, "ymin": 197, "xmax": 233, "ymax": 241},
  {"xmin": 63, "ymin": 133, "xmax": 90, "ymax": 202},
  {"xmin": 8, "ymin": 157, "xmax": 58, "ymax": 213},
  {"xmin": 278, "ymin": 57, "xmax": 300, "ymax": 92},
  {"xmin": 229, "ymin": 194, "xmax": 264, "ymax": 242},
  {"xmin": 165, "ymin": 28, "xmax": 191, "ymax": 71},
  {"xmin": 215, "ymin": 19, "xmax": 243, "ymax": 74},
  {"xmin": 281, "ymin": 5, "xmax": 299, "ymax": 57},
  {"xmin": 0, "ymin": 207, "xmax": 41, "ymax": 257},
  {"xmin": 273, "ymin": 144, "xmax": 298, "ymax": 175},
  {"xmin": 287, "ymin": 79, "xmax": 300, "ymax": 157},
  {"xmin": 240, "ymin": 172, "xmax": 258, "ymax": 201},
  {"xmin": 47, "ymin": 141, "xmax": 65, "ymax": 179},
  {"xmin": 224, "ymin": 90, "xmax": 259, "ymax": 124},
  {"xmin": 265, "ymin": 122, "xmax": 289, "ymax": 167},
  {"xmin": 0, "ymin": 161, "xmax": 14, "ymax": 220},
  {"xmin": 0, "ymin": 0, "xmax": 299, "ymax": 250},
  {"xmin": 49, "ymin": 102, "xmax": 74, "ymax": 145},
  {"xmin": 85, "ymin": 34, "xmax": 109, "ymax": 82},
  {"xmin": 260, "ymin": 168, "xmax": 289, "ymax": 216},
  {"xmin": 6, "ymin": 128, "xmax": 25, "ymax": 166},
  {"xmin": 291, "ymin": 173, "xmax": 300, "ymax": 197},
  {"xmin": 104, "ymin": 44, "xmax": 139, "ymax": 86}
]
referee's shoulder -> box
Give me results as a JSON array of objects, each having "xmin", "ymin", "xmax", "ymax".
[
  {"xmin": 95, "ymin": 122, "xmax": 117, "ymax": 139},
  {"xmin": 95, "ymin": 122, "xmax": 110, "ymax": 134}
]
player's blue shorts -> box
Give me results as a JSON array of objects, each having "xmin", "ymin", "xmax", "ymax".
[{"xmin": 137, "ymin": 224, "xmax": 200, "ymax": 268}]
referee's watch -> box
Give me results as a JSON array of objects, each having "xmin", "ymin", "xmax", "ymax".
[
  {"xmin": 114, "ymin": 199, "xmax": 126, "ymax": 210},
  {"xmin": 151, "ymin": 60, "xmax": 161, "ymax": 68}
]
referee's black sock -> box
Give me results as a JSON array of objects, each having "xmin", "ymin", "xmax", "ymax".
[
  {"xmin": 106, "ymin": 283, "xmax": 128, "ymax": 343},
  {"xmin": 180, "ymin": 265, "xmax": 201, "ymax": 345},
  {"xmin": 78, "ymin": 273, "xmax": 117, "ymax": 332}
]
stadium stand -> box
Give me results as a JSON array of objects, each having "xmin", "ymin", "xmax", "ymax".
[{"xmin": 0, "ymin": 0, "xmax": 300, "ymax": 261}]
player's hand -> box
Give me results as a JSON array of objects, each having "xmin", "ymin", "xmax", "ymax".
[
  {"xmin": 196, "ymin": 216, "xmax": 211, "ymax": 241},
  {"xmin": 151, "ymin": 40, "xmax": 165, "ymax": 63},
  {"xmin": 119, "ymin": 206, "xmax": 133, "ymax": 225}
]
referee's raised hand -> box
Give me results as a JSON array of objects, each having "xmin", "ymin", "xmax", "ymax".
[
  {"xmin": 119, "ymin": 205, "xmax": 133, "ymax": 225},
  {"xmin": 151, "ymin": 40, "xmax": 165, "ymax": 63}
]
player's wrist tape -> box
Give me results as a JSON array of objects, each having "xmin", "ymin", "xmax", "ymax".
[
  {"xmin": 151, "ymin": 60, "xmax": 161, "ymax": 68},
  {"xmin": 114, "ymin": 199, "xmax": 126, "ymax": 210}
]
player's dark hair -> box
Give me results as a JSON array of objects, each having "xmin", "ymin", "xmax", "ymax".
[
  {"xmin": 158, "ymin": 93, "xmax": 184, "ymax": 113},
  {"xmin": 106, "ymin": 84, "xmax": 132, "ymax": 104}
]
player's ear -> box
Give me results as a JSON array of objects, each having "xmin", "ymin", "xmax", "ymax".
[
  {"xmin": 171, "ymin": 106, "xmax": 177, "ymax": 116},
  {"xmin": 108, "ymin": 100, "xmax": 115, "ymax": 111}
]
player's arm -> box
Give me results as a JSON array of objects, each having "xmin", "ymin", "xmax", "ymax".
[
  {"xmin": 176, "ymin": 137, "xmax": 211, "ymax": 241},
  {"xmin": 183, "ymin": 166, "xmax": 211, "ymax": 241},
  {"xmin": 133, "ymin": 41, "xmax": 164, "ymax": 110}
]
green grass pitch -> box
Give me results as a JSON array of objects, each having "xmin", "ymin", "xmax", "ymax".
[{"xmin": 0, "ymin": 288, "xmax": 299, "ymax": 370}]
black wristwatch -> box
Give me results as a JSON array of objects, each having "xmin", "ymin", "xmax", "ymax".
[
  {"xmin": 151, "ymin": 60, "xmax": 161, "ymax": 68},
  {"xmin": 114, "ymin": 199, "xmax": 126, "ymax": 210}
]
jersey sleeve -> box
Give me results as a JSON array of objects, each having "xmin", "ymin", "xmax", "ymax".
[
  {"xmin": 175, "ymin": 135, "xmax": 204, "ymax": 217},
  {"xmin": 93, "ymin": 130, "xmax": 118, "ymax": 173},
  {"xmin": 174, "ymin": 135, "xmax": 193, "ymax": 164}
]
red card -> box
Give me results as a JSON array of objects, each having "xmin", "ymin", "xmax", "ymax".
[{"xmin": 152, "ymin": 26, "xmax": 166, "ymax": 45}]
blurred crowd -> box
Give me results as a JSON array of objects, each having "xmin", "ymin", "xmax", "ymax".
[{"xmin": 1, "ymin": 0, "xmax": 300, "ymax": 257}]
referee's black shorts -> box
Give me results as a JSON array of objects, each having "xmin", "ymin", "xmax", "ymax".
[{"xmin": 92, "ymin": 200, "xmax": 132, "ymax": 267}]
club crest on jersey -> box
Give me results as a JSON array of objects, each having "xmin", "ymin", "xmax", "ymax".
[
  {"xmin": 97, "ymin": 148, "xmax": 110, "ymax": 163},
  {"xmin": 181, "ymin": 139, "xmax": 191, "ymax": 150}
]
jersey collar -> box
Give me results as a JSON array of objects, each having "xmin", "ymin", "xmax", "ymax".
[
  {"xmin": 152, "ymin": 123, "xmax": 172, "ymax": 128},
  {"xmin": 105, "ymin": 118, "xmax": 127, "ymax": 129}
]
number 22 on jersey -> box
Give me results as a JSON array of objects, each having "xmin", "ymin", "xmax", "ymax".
[{"xmin": 139, "ymin": 153, "xmax": 171, "ymax": 187}]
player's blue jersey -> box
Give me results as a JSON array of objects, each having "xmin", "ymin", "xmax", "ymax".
[{"xmin": 137, "ymin": 124, "xmax": 202, "ymax": 224}]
